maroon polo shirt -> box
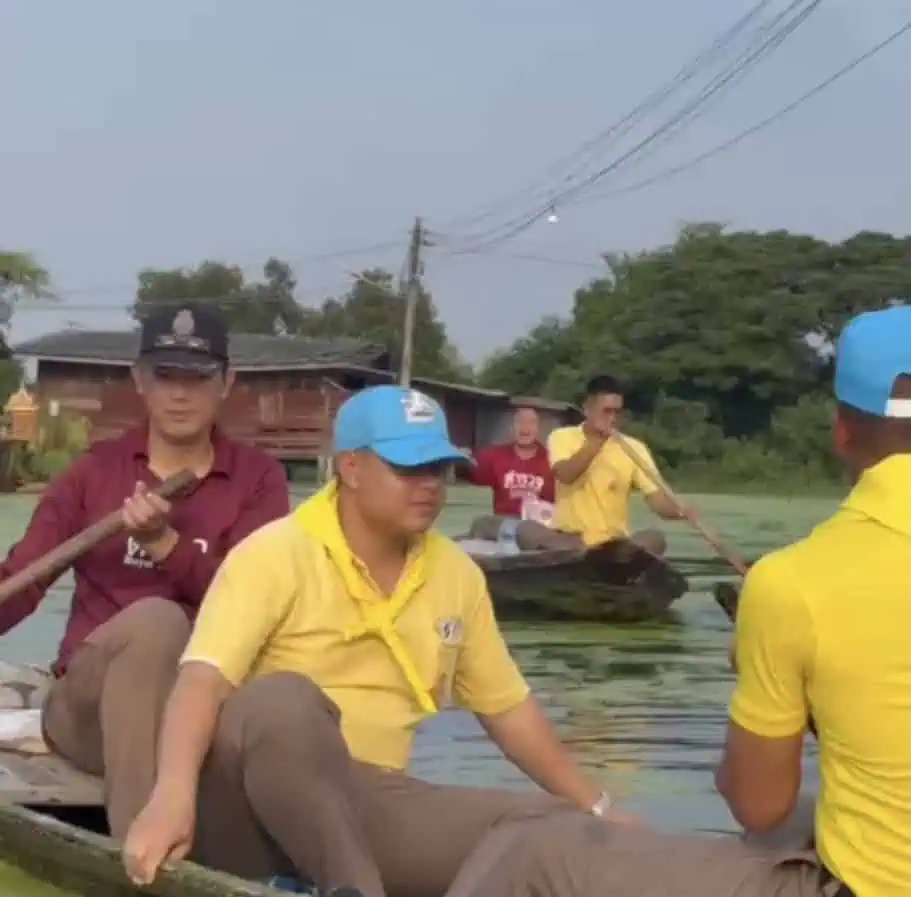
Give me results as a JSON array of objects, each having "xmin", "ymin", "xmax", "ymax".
[
  {"xmin": 0, "ymin": 425, "xmax": 289, "ymax": 672},
  {"xmin": 463, "ymin": 443, "xmax": 555, "ymax": 517}
]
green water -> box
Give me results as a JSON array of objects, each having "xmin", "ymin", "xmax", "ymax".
[{"xmin": 0, "ymin": 486, "xmax": 835, "ymax": 894}]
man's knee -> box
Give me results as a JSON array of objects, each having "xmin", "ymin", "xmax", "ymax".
[
  {"xmin": 484, "ymin": 790, "xmax": 578, "ymax": 828},
  {"xmin": 219, "ymin": 673, "xmax": 344, "ymax": 762},
  {"xmin": 86, "ymin": 597, "xmax": 191, "ymax": 664}
]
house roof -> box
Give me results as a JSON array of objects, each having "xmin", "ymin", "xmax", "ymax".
[
  {"xmin": 14, "ymin": 330, "xmax": 581, "ymax": 409},
  {"xmin": 13, "ymin": 329, "xmax": 390, "ymax": 372}
]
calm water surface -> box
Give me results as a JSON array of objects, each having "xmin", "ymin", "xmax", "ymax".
[{"xmin": 0, "ymin": 488, "xmax": 835, "ymax": 894}]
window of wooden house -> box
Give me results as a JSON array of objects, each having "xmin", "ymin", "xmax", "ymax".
[{"xmin": 258, "ymin": 391, "xmax": 283, "ymax": 430}]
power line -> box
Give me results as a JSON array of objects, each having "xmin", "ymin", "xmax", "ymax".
[
  {"xmin": 565, "ymin": 0, "xmax": 821, "ymax": 190},
  {"xmin": 10, "ymin": 268, "xmax": 409, "ymax": 320},
  {"xmin": 429, "ymin": 246, "xmax": 606, "ymax": 270},
  {"xmin": 438, "ymin": 0, "xmax": 779, "ymax": 231},
  {"xmin": 28, "ymin": 237, "xmax": 405, "ymax": 301},
  {"xmin": 572, "ymin": 17, "xmax": 911, "ymax": 206},
  {"xmin": 435, "ymin": 0, "xmax": 823, "ymax": 254}
]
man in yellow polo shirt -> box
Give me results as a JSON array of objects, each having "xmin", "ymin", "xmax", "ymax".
[
  {"xmin": 715, "ymin": 304, "xmax": 911, "ymax": 897},
  {"xmin": 121, "ymin": 385, "xmax": 619, "ymax": 897},
  {"xmin": 439, "ymin": 307, "xmax": 911, "ymax": 897},
  {"xmin": 547, "ymin": 375, "xmax": 688, "ymax": 553}
]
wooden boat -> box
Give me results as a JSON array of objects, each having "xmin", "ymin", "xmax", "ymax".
[
  {"xmin": 457, "ymin": 536, "xmax": 689, "ymax": 623},
  {"xmin": 712, "ymin": 581, "xmax": 739, "ymax": 622},
  {"xmin": 0, "ymin": 662, "xmax": 298, "ymax": 896}
]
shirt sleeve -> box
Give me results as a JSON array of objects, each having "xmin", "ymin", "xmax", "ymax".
[
  {"xmin": 462, "ymin": 448, "xmax": 495, "ymax": 487},
  {"xmin": 454, "ymin": 565, "xmax": 530, "ymax": 715},
  {"xmin": 179, "ymin": 522, "xmax": 295, "ymax": 686},
  {"xmin": 728, "ymin": 554, "xmax": 815, "ymax": 738},
  {"xmin": 158, "ymin": 458, "xmax": 290, "ymax": 603},
  {"xmin": 0, "ymin": 459, "xmax": 87, "ymax": 635},
  {"xmin": 627, "ymin": 441, "xmax": 661, "ymax": 496},
  {"xmin": 546, "ymin": 428, "xmax": 575, "ymax": 465}
]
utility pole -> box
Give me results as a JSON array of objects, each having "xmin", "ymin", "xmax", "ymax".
[{"xmin": 399, "ymin": 216, "xmax": 424, "ymax": 387}]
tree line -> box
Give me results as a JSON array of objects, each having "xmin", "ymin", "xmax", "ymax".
[
  {"xmin": 4, "ymin": 222, "xmax": 910, "ymax": 489},
  {"xmin": 478, "ymin": 223, "xmax": 911, "ymax": 489}
]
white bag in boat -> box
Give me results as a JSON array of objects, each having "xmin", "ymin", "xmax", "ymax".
[{"xmin": 522, "ymin": 498, "xmax": 555, "ymax": 527}]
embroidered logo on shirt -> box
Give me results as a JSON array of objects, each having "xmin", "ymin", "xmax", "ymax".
[
  {"xmin": 436, "ymin": 617, "xmax": 464, "ymax": 646},
  {"xmin": 432, "ymin": 616, "xmax": 464, "ymax": 710},
  {"xmin": 123, "ymin": 536, "xmax": 154, "ymax": 570}
]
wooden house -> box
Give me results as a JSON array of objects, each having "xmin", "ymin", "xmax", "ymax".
[{"xmin": 14, "ymin": 330, "xmax": 579, "ymax": 462}]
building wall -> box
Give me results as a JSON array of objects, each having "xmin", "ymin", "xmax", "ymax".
[
  {"xmin": 432, "ymin": 394, "xmax": 477, "ymax": 450},
  {"xmin": 33, "ymin": 361, "xmax": 349, "ymax": 461},
  {"xmin": 31, "ymin": 361, "xmax": 503, "ymax": 460}
]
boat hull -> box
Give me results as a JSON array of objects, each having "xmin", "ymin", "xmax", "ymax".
[
  {"xmin": 465, "ymin": 538, "xmax": 689, "ymax": 623},
  {"xmin": 0, "ymin": 661, "xmax": 297, "ymax": 895},
  {"xmin": 0, "ymin": 803, "xmax": 292, "ymax": 897}
]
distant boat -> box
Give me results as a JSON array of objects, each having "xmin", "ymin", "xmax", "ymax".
[{"xmin": 457, "ymin": 535, "xmax": 689, "ymax": 623}]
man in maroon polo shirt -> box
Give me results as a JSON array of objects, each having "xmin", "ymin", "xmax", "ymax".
[
  {"xmin": 463, "ymin": 406, "xmax": 555, "ymax": 517},
  {"xmin": 0, "ymin": 302, "xmax": 289, "ymax": 837}
]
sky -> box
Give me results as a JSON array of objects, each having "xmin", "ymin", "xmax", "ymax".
[{"xmin": 3, "ymin": 0, "xmax": 910, "ymax": 363}]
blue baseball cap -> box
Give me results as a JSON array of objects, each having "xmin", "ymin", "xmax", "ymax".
[
  {"xmin": 834, "ymin": 305, "xmax": 911, "ymax": 418},
  {"xmin": 333, "ymin": 385, "xmax": 471, "ymax": 467}
]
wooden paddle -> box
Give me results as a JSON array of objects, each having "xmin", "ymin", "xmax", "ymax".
[
  {"xmin": 611, "ymin": 431, "xmax": 750, "ymax": 576},
  {"xmin": 0, "ymin": 469, "xmax": 198, "ymax": 605}
]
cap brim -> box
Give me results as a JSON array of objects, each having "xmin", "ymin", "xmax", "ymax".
[
  {"xmin": 141, "ymin": 350, "xmax": 222, "ymax": 375},
  {"xmin": 372, "ymin": 435, "xmax": 471, "ymax": 468}
]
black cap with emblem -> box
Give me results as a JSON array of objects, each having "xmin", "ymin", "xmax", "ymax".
[{"xmin": 138, "ymin": 303, "xmax": 229, "ymax": 374}]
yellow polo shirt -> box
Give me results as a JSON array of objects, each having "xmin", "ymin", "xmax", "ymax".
[
  {"xmin": 730, "ymin": 454, "xmax": 911, "ymax": 897},
  {"xmin": 546, "ymin": 426, "xmax": 660, "ymax": 545},
  {"xmin": 181, "ymin": 482, "xmax": 530, "ymax": 771}
]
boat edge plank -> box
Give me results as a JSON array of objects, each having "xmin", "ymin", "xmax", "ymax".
[{"xmin": 0, "ymin": 804, "xmax": 294, "ymax": 896}]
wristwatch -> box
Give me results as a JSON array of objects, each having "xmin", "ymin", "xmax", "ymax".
[{"xmin": 590, "ymin": 792, "xmax": 613, "ymax": 817}]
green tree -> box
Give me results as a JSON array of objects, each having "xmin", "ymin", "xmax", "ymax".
[
  {"xmin": 477, "ymin": 317, "xmax": 581, "ymax": 398},
  {"xmin": 299, "ymin": 268, "xmax": 471, "ymax": 382},
  {"xmin": 0, "ymin": 250, "xmax": 52, "ymax": 307},
  {"xmin": 0, "ymin": 250, "xmax": 52, "ymax": 402},
  {"xmin": 479, "ymin": 224, "xmax": 911, "ymax": 489},
  {"xmin": 132, "ymin": 258, "xmax": 309, "ymax": 335}
]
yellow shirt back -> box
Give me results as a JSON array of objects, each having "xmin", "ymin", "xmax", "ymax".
[
  {"xmin": 730, "ymin": 454, "xmax": 911, "ymax": 897},
  {"xmin": 181, "ymin": 483, "xmax": 530, "ymax": 771},
  {"xmin": 546, "ymin": 426, "xmax": 660, "ymax": 545}
]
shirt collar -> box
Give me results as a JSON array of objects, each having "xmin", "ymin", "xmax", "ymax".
[
  {"xmin": 512, "ymin": 441, "xmax": 544, "ymax": 457},
  {"xmin": 841, "ymin": 453, "xmax": 911, "ymax": 537},
  {"xmin": 122, "ymin": 422, "xmax": 233, "ymax": 476}
]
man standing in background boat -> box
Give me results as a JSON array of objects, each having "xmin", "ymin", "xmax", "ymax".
[
  {"xmin": 438, "ymin": 306, "xmax": 911, "ymax": 897},
  {"xmin": 547, "ymin": 375, "xmax": 690, "ymax": 555},
  {"xmin": 459, "ymin": 404, "xmax": 560, "ymax": 549},
  {"xmin": 122, "ymin": 385, "xmax": 628, "ymax": 897},
  {"xmin": 0, "ymin": 303, "xmax": 288, "ymax": 837},
  {"xmin": 460, "ymin": 405, "xmax": 555, "ymax": 518}
]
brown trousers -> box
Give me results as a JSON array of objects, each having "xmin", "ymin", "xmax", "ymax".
[
  {"xmin": 42, "ymin": 597, "xmax": 191, "ymax": 837},
  {"xmin": 41, "ymin": 598, "xmax": 581, "ymax": 897},
  {"xmin": 444, "ymin": 814, "xmax": 834, "ymax": 897},
  {"xmin": 468, "ymin": 516, "xmax": 667, "ymax": 556}
]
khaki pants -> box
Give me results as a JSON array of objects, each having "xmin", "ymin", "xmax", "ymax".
[
  {"xmin": 444, "ymin": 814, "xmax": 836, "ymax": 897},
  {"xmin": 468, "ymin": 516, "xmax": 667, "ymax": 556},
  {"xmin": 42, "ymin": 597, "xmax": 191, "ymax": 838},
  {"xmin": 41, "ymin": 599, "xmax": 581, "ymax": 897}
]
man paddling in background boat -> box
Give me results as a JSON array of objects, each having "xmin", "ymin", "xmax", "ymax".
[
  {"xmin": 0, "ymin": 303, "xmax": 288, "ymax": 837},
  {"xmin": 547, "ymin": 375, "xmax": 692, "ymax": 554},
  {"xmin": 122, "ymin": 385, "xmax": 631, "ymax": 897},
  {"xmin": 439, "ymin": 306, "xmax": 911, "ymax": 897}
]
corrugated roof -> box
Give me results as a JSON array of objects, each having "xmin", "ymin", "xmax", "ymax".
[{"xmin": 13, "ymin": 329, "xmax": 389, "ymax": 371}]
